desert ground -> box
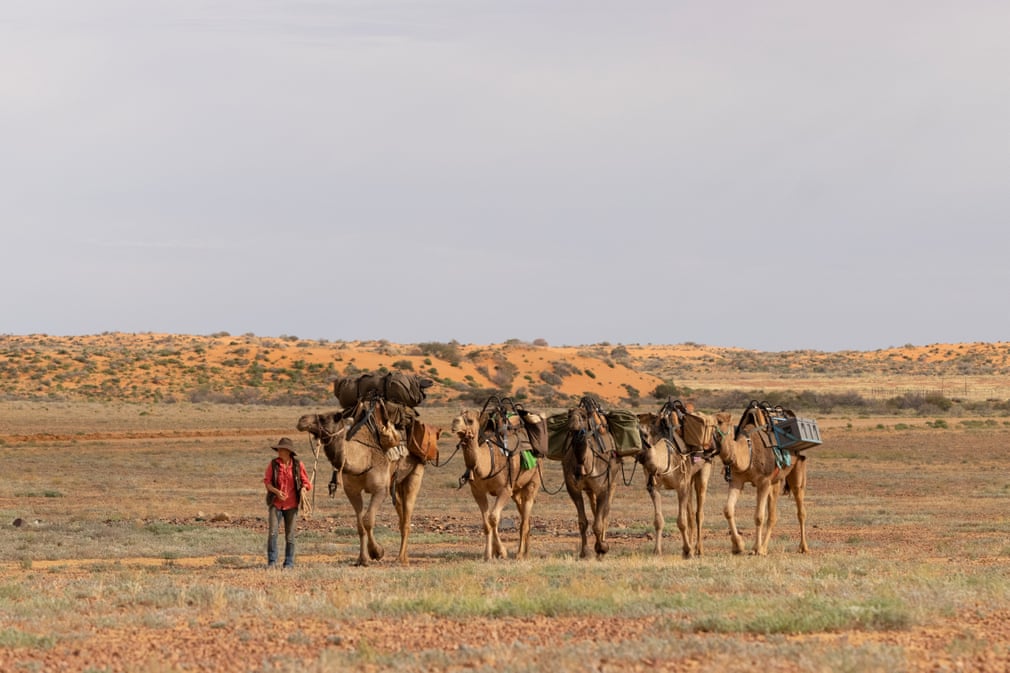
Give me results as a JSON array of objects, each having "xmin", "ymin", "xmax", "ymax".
[{"xmin": 2, "ymin": 400, "xmax": 1010, "ymax": 672}]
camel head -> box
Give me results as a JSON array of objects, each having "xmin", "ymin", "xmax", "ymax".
[
  {"xmin": 565, "ymin": 406, "xmax": 599, "ymax": 469},
  {"xmin": 453, "ymin": 409, "xmax": 490, "ymax": 475},
  {"xmin": 636, "ymin": 412, "xmax": 656, "ymax": 437},
  {"xmin": 296, "ymin": 411, "xmax": 347, "ymax": 471},
  {"xmin": 296, "ymin": 412, "xmax": 325, "ymax": 435},
  {"xmin": 296, "ymin": 411, "xmax": 344, "ymax": 438},
  {"xmin": 451, "ymin": 409, "xmax": 479, "ymax": 443},
  {"xmin": 712, "ymin": 412, "xmax": 734, "ymax": 455},
  {"xmin": 296, "ymin": 412, "xmax": 321, "ymax": 434},
  {"xmin": 568, "ymin": 404, "xmax": 608, "ymax": 436},
  {"xmin": 639, "ymin": 411, "xmax": 672, "ymax": 445},
  {"xmin": 567, "ymin": 406, "xmax": 589, "ymax": 433}
]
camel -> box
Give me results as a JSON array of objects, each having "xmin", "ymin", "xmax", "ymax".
[
  {"xmin": 635, "ymin": 404, "xmax": 714, "ymax": 558},
  {"xmin": 296, "ymin": 400, "xmax": 428, "ymax": 566},
  {"xmin": 713, "ymin": 403, "xmax": 809, "ymax": 556},
  {"xmin": 450, "ymin": 406, "xmax": 542, "ymax": 560},
  {"xmin": 562, "ymin": 397, "xmax": 621, "ymax": 559}
]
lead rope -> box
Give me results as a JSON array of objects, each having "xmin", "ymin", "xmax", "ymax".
[{"xmin": 306, "ymin": 435, "xmax": 321, "ymax": 516}]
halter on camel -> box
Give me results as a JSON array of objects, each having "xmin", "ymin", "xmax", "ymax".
[
  {"xmin": 316, "ymin": 396, "xmax": 396, "ymax": 497},
  {"xmin": 455, "ymin": 399, "xmax": 522, "ymax": 488},
  {"xmin": 715, "ymin": 417, "xmax": 752, "ymax": 482},
  {"xmin": 454, "ymin": 409, "xmax": 509, "ymax": 486},
  {"xmin": 569, "ymin": 396, "xmax": 616, "ymax": 479}
]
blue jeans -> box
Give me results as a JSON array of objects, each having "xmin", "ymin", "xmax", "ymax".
[{"xmin": 267, "ymin": 506, "xmax": 298, "ymax": 568}]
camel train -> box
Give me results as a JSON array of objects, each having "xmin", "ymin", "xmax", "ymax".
[{"xmin": 294, "ymin": 373, "xmax": 819, "ymax": 564}]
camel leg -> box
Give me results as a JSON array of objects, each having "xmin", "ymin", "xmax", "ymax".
[
  {"xmin": 693, "ymin": 465, "xmax": 710, "ymax": 557},
  {"xmin": 344, "ymin": 487, "xmax": 371, "ymax": 567},
  {"xmin": 362, "ymin": 490, "xmax": 386, "ymax": 563},
  {"xmin": 514, "ymin": 481, "xmax": 538, "ymax": 559},
  {"xmin": 567, "ymin": 485, "xmax": 591, "ymax": 559},
  {"xmin": 592, "ymin": 486, "xmax": 613, "ymax": 557},
  {"xmin": 488, "ymin": 490, "xmax": 511, "ymax": 560},
  {"xmin": 724, "ymin": 484, "xmax": 746, "ymax": 555},
  {"xmin": 332, "ymin": 458, "xmax": 344, "ymax": 492},
  {"xmin": 395, "ymin": 469, "xmax": 422, "ymax": 564},
  {"xmin": 675, "ymin": 483, "xmax": 693, "ymax": 559},
  {"xmin": 648, "ymin": 479, "xmax": 664, "ymax": 555},
  {"xmin": 789, "ymin": 460, "xmax": 809, "ymax": 553},
  {"xmin": 760, "ymin": 487, "xmax": 781, "ymax": 555},
  {"xmin": 470, "ymin": 486, "xmax": 494, "ymax": 561},
  {"xmin": 794, "ymin": 485, "xmax": 809, "ymax": 553},
  {"xmin": 752, "ymin": 481, "xmax": 772, "ymax": 556},
  {"xmin": 393, "ymin": 481, "xmax": 409, "ymax": 564}
]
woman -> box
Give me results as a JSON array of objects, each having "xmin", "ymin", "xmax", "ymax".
[{"xmin": 263, "ymin": 437, "xmax": 311, "ymax": 568}]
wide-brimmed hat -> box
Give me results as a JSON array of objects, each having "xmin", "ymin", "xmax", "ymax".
[{"xmin": 271, "ymin": 437, "xmax": 297, "ymax": 456}]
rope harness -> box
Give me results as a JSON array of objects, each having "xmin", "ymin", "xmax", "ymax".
[
  {"xmin": 458, "ymin": 396, "xmax": 546, "ymax": 489},
  {"xmin": 569, "ymin": 397, "xmax": 621, "ymax": 488},
  {"xmin": 718, "ymin": 424, "xmax": 754, "ymax": 482}
]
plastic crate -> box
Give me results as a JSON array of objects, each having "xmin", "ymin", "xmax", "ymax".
[{"xmin": 771, "ymin": 417, "xmax": 821, "ymax": 451}]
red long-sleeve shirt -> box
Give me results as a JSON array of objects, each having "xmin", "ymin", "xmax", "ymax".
[{"xmin": 264, "ymin": 458, "xmax": 311, "ymax": 511}]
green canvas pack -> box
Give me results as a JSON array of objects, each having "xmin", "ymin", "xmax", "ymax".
[
  {"xmin": 604, "ymin": 409, "xmax": 642, "ymax": 456},
  {"xmin": 546, "ymin": 413, "xmax": 570, "ymax": 460}
]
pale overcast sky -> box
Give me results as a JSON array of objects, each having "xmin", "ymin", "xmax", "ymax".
[{"xmin": 3, "ymin": 1, "xmax": 1008, "ymax": 351}]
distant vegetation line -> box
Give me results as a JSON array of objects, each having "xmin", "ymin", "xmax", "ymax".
[
  {"xmin": 1, "ymin": 333, "xmax": 1009, "ymax": 416},
  {"xmin": 660, "ymin": 384, "xmax": 1010, "ymax": 418}
]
